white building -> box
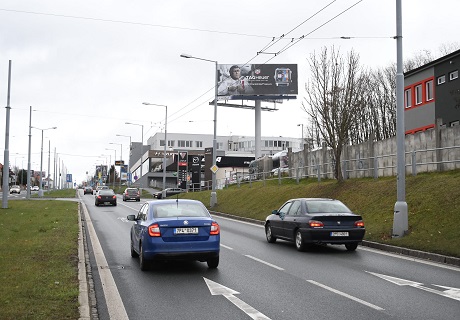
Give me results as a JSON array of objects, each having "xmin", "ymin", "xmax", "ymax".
[{"xmin": 129, "ymin": 132, "xmax": 302, "ymax": 189}]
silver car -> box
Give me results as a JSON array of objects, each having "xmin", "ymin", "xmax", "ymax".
[{"xmin": 10, "ymin": 185, "xmax": 21, "ymax": 194}]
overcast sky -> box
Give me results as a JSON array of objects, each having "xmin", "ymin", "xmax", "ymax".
[{"xmin": 1, "ymin": 0, "xmax": 458, "ymax": 184}]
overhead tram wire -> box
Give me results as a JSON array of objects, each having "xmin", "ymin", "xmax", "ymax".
[
  {"xmin": 260, "ymin": 0, "xmax": 365, "ymax": 64},
  {"xmin": 0, "ymin": 8, "xmax": 272, "ymax": 40},
  {"xmin": 256, "ymin": 0, "xmax": 338, "ymax": 56}
]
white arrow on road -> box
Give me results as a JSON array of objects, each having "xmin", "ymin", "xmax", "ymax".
[
  {"xmin": 203, "ymin": 277, "xmax": 271, "ymax": 320},
  {"xmin": 367, "ymin": 271, "xmax": 460, "ymax": 301}
]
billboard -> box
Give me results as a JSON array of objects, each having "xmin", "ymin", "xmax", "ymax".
[{"xmin": 217, "ymin": 64, "xmax": 298, "ymax": 98}]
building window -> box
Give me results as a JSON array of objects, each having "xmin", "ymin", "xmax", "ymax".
[
  {"xmin": 195, "ymin": 141, "xmax": 202, "ymax": 148},
  {"xmin": 426, "ymin": 80, "xmax": 433, "ymax": 101},
  {"xmin": 178, "ymin": 140, "xmax": 185, "ymax": 147},
  {"xmin": 450, "ymin": 70, "xmax": 458, "ymax": 81},
  {"xmin": 437, "ymin": 75, "xmax": 446, "ymax": 85},
  {"xmin": 217, "ymin": 142, "xmax": 223, "ymax": 150},
  {"xmin": 404, "ymin": 88, "xmax": 412, "ymax": 108},
  {"xmin": 168, "ymin": 140, "xmax": 175, "ymax": 148},
  {"xmin": 160, "ymin": 140, "xmax": 165, "ymax": 147},
  {"xmin": 451, "ymin": 120, "xmax": 459, "ymax": 127},
  {"xmin": 185, "ymin": 140, "xmax": 192, "ymax": 147},
  {"xmin": 415, "ymin": 84, "xmax": 422, "ymax": 105}
]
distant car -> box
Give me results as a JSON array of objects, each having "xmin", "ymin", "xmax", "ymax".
[
  {"xmin": 10, "ymin": 185, "xmax": 21, "ymax": 194},
  {"xmin": 31, "ymin": 186, "xmax": 39, "ymax": 191},
  {"xmin": 154, "ymin": 188, "xmax": 185, "ymax": 199},
  {"xmin": 127, "ymin": 199, "xmax": 220, "ymax": 270},
  {"xmin": 122, "ymin": 187, "xmax": 140, "ymax": 202},
  {"xmin": 83, "ymin": 186, "xmax": 93, "ymax": 195},
  {"xmin": 95, "ymin": 189, "xmax": 117, "ymax": 206},
  {"xmin": 265, "ymin": 198, "xmax": 365, "ymax": 251},
  {"xmin": 94, "ymin": 185, "xmax": 109, "ymax": 195}
]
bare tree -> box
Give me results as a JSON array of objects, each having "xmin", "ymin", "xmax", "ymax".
[{"xmin": 302, "ymin": 47, "xmax": 366, "ymax": 182}]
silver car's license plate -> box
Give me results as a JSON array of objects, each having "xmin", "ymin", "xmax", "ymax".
[
  {"xmin": 330, "ymin": 232, "xmax": 349, "ymax": 237},
  {"xmin": 175, "ymin": 227, "xmax": 198, "ymax": 235}
]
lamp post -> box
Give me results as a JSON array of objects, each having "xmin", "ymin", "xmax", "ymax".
[
  {"xmin": 125, "ymin": 122, "xmax": 144, "ymax": 191},
  {"xmin": 393, "ymin": 0, "xmax": 408, "ymax": 238},
  {"xmin": 105, "ymin": 148, "xmax": 116, "ymax": 189},
  {"xmin": 116, "ymin": 134, "xmax": 132, "ymax": 185},
  {"xmin": 180, "ymin": 53, "xmax": 219, "ymax": 207},
  {"xmin": 297, "ymin": 124, "xmax": 304, "ymax": 150},
  {"xmin": 32, "ymin": 126, "xmax": 57, "ymax": 197},
  {"xmin": 142, "ymin": 102, "xmax": 168, "ymax": 197}
]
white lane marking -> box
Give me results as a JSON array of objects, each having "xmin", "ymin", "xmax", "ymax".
[
  {"xmin": 220, "ymin": 244, "xmax": 234, "ymax": 250},
  {"xmin": 212, "ymin": 214, "xmax": 265, "ymax": 228},
  {"xmin": 82, "ymin": 203, "xmax": 129, "ymax": 319},
  {"xmin": 245, "ymin": 255, "xmax": 284, "ymax": 271},
  {"xmin": 367, "ymin": 271, "xmax": 460, "ymax": 301},
  {"xmin": 359, "ymin": 246, "xmax": 460, "ymax": 271},
  {"xmin": 307, "ymin": 280, "xmax": 385, "ymax": 311},
  {"xmin": 204, "ymin": 277, "xmax": 271, "ymax": 320}
]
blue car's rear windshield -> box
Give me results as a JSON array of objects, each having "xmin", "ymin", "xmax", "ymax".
[{"xmin": 153, "ymin": 203, "xmax": 210, "ymax": 218}]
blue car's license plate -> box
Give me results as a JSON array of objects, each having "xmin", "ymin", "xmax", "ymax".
[{"xmin": 175, "ymin": 227, "xmax": 198, "ymax": 235}]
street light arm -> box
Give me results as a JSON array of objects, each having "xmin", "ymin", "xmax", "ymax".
[{"xmin": 180, "ymin": 53, "xmax": 217, "ymax": 63}]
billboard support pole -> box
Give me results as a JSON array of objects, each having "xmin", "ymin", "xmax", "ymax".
[{"xmin": 255, "ymin": 100, "xmax": 262, "ymax": 160}]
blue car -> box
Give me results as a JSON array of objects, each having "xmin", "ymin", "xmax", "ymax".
[{"xmin": 127, "ymin": 199, "xmax": 220, "ymax": 270}]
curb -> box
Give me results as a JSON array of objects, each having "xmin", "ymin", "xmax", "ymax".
[
  {"xmin": 209, "ymin": 210, "xmax": 460, "ymax": 267},
  {"xmin": 78, "ymin": 201, "xmax": 99, "ymax": 320}
]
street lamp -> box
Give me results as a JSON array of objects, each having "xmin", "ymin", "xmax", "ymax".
[
  {"xmin": 32, "ymin": 126, "xmax": 57, "ymax": 197},
  {"xmin": 125, "ymin": 122, "xmax": 144, "ymax": 191},
  {"xmin": 142, "ymin": 102, "xmax": 168, "ymax": 197},
  {"xmin": 297, "ymin": 124, "xmax": 304, "ymax": 150},
  {"xmin": 180, "ymin": 53, "xmax": 219, "ymax": 207},
  {"xmin": 105, "ymin": 148, "xmax": 116, "ymax": 188},
  {"xmin": 116, "ymin": 134, "xmax": 132, "ymax": 185}
]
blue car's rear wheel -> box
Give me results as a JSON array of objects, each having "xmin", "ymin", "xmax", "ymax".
[{"xmin": 207, "ymin": 255, "xmax": 219, "ymax": 268}]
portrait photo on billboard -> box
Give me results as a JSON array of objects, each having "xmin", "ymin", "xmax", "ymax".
[{"xmin": 217, "ymin": 64, "xmax": 298, "ymax": 99}]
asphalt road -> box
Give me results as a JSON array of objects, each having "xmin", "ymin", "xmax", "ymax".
[{"xmin": 79, "ymin": 190, "xmax": 460, "ymax": 320}]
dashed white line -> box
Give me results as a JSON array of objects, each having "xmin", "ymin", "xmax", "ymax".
[
  {"xmin": 307, "ymin": 280, "xmax": 385, "ymax": 311},
  {"xmin": 245, "ymin": 255, "xmax": 284, "ymax": 271}
]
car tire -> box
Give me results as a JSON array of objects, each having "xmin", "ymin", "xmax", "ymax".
[
  {"xmin": 130, "ymin": 240, "xmax": 139, "ymax": 258},
  {"xmin": 265, "ymin": 224, "xmax": 277, "ymax": 243},
  {"xmin": 345, "ymin": 242, "xmax": 358, "ymax": 251},
  {"xmin": 113, "ymin": 202, "xmax": 117, "ymax": 206},
  {"xmin": 207, "ymin": 255, "xmax": 219, "ymax": 268},
  {"xmin": 139, "ymin": 244, "xmax": 148, "ymax": 271},
  {"xmin": 95, "ymin": 202, "xmax": 99, "ymax": 207},
  {"xmin": 295, "ymin": 230, "xmax": 306, "ymax": 252}
]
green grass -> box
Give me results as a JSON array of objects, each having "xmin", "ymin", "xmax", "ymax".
[
  {"xmin": 31, "ymin": 188, "xmax": 78, "ymax": 198},
  {"xmin": 177, "ymin": 169, "xmax": 460, "ymax": 258},
  {"xmin": 0, "ymin": 200, "xmax": 79, "ymax": 319}
]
